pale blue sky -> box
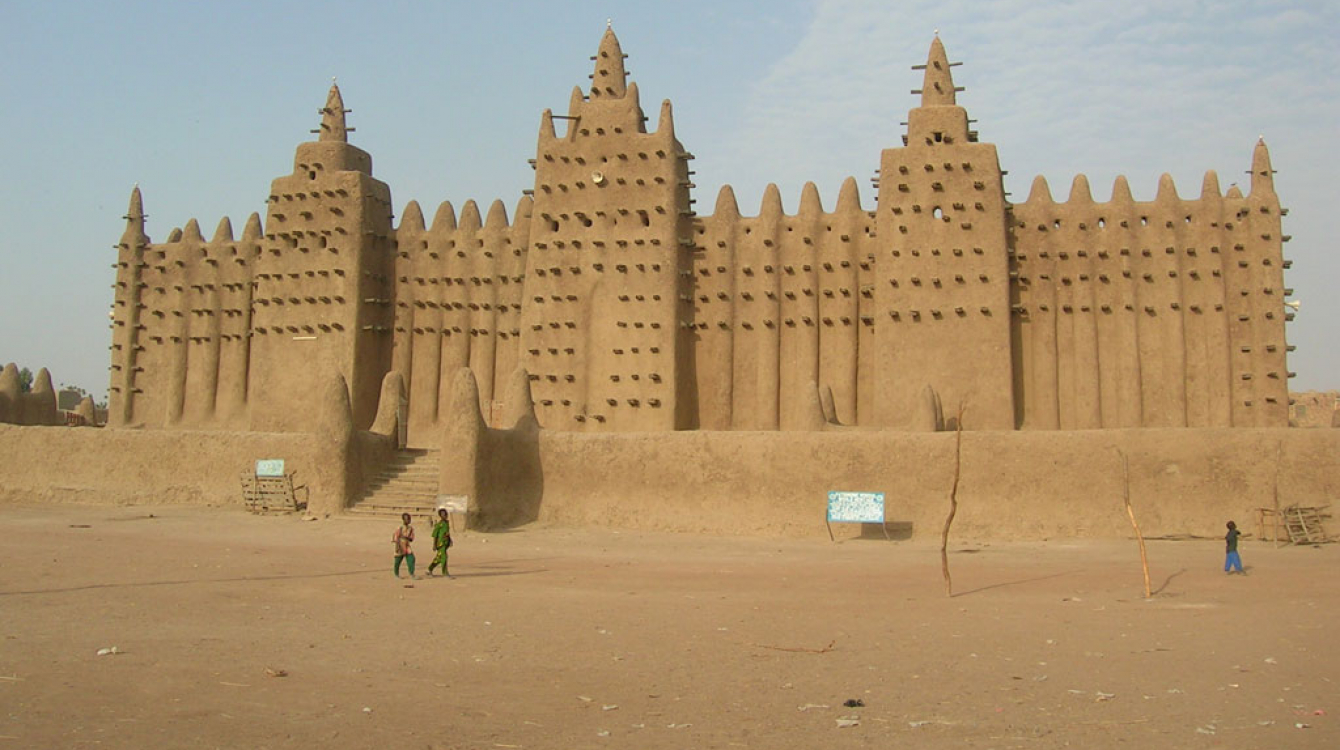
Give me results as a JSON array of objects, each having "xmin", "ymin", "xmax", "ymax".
[{"xmin": 3, "ymin": 0, "xmax": 1336, "ymax": 396}]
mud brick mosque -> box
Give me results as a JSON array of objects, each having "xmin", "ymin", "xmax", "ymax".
[
  {"xmin": 107, "ymin": 28, "xmax": 1292, "ymax": 448},
  {"xmin": 3, "ymin": 26, "xmax": 1326, "ymax": 537}
]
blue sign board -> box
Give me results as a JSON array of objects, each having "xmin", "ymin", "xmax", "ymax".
[
  {"xmin": 827, "ymin": 491, "xmax": 885, "ymax": 523},
  {"xmin": 255, "ymin": 459, "xmax": 286, "ymax": 478}
]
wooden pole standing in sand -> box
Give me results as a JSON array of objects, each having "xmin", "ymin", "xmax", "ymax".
[
  {"xmin": 1120, "ymin": 451, "xmax": 1152, "ymax": 599},
  {"xmin": 1272, "ymin": 441, "xmax": 1283, "ymax": 547},
  {"xmin": 941, "ymin": 404, "xmax": 965, "ymax": 597}
]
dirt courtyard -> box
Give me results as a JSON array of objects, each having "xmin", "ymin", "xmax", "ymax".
[{"xmin": 0, "ymin": 505, "xmax": 1335, "ymax": 749}]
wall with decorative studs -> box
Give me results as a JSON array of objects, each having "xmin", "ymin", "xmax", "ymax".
[{"xmin": 106, "ymin": 30, "xmax": 1291, "ymax": 441}]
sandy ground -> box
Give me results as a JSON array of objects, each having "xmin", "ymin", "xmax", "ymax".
[{"xmin": 0, "ymin": 505, "xmax": 1335, "ymax": 750}]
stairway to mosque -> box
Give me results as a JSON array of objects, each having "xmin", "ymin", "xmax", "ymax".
[{"xmin": 346, "ymin": 449, "xmax": 442, "ymax": 519}]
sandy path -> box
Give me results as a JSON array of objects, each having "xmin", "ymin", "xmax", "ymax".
[{"xmin": 0, "ymin": 504, "xmax": 1334, "ymax": 749}]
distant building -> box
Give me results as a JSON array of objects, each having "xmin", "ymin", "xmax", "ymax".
[
  {"xmin": 108, "ymin": 29, "xmax": 1292, "ymax": 445},
  {"xmin": 1290, "ymin": 391, "xmax": 1339, "ymax": 428},
  {"xmin": 57, "ymin": 389, "xmax": 83, "ymax": 412}
]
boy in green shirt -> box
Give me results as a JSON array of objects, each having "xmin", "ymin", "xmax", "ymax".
[
  {"xmin": 1224, "ymin": 520, "xmax": 1244, "ymax": 574},
  {"xmin": 428, "ymin": 508, "xmax": 454, "ymax": 578}
]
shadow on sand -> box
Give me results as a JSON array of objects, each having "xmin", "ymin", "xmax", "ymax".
[
  {"xmin": 1152, "ymin": 568, "xmax": 1189, "ymax": 595},
  {"xmin": 0, "ymin": 562, "xmax": 550, "ymax": 597},
  {"xmin": 951, "ymin": 571, "xmax": 1071, "ymax": 597}
]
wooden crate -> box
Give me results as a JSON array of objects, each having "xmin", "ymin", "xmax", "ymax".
[
  {"xmin": 240, "ymin": 472, "xmax": 307, "ymax": 514},
  {"xmin": 1281, "ymin": 504, "xmax": 1331, "ymax": 545}
]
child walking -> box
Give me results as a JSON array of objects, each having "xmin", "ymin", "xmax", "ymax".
[
  {"xmin": 428, "ymin": 508, "xmax": 454, "ymax": 578},
  {"xmin": 1224, "ymin": 520, "xmax": 1244, "ymax": 574},
  {"xmin": 393, "ymin": 512, "xmax": 416, "ymax": 580}
]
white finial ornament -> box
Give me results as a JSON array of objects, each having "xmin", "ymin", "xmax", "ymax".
[
  {"xmin": 607, "ymin": 18, "xmax": 612, "ymax": 28},
  {"xmin": 934, "ymin": 28, "xmax": 940, "ymax": 36}
]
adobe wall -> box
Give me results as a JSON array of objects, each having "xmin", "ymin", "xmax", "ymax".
[
  {"xmin": 1010, "ymin": 144, "xmax": 1290, "ymax": 430},
  {"xmin": 0, "ymin": 426, "xmax": 309, "ymax": 506},
  {"xmin": 1291, "ymin": 391, "xmax": 1339, "ymax": 428},
  {"xmin": 110, "ymin": 214, "xmax": 264, "ymax": 430},
  {"xmin": 0, "ymin": 424, "xmax": 391, "ymax": 513},
  {"xmin": 391, "ymin": 198, "xmax": 531, "ymax": 447},
  {"xmin": 871, "ymin": 37, "xmax": 1015, "ymax": 430},
  {"xmin": 692, "ymin": 180, "xmax": 876, "ymax": 430},
  {"xmin": 104, "ymin": 30, "xmax": 1296, "ymax": 437},
  {"xmin": 518, "ymin": 28, "xmax": 695, "ymax": 433},
  {"xmin": 0, "ymin": 364, "xmax": 60, "ymax": 426},
  {"xmin": 109, "ymin": 86, "xmax": 399, "ymax": 434},
  {"xmin": 249, "ymin": 86, "xmax": 395, "ymax": 433},
  {"xmin": 530, "ymin": 427, "xmax": 1339, "ymax": 540}
]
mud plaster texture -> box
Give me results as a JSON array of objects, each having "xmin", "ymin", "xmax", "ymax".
[
  {"xmin": 1289, "ymin": 390, "xmax": 1339, "ymax": 428},
  {"xmin": 529, "ymin": 428, "xmax": 1340, "ymax": 540},
  {"xmin": 0, "ymin": 363, "xmax": 60, "ymax": 426},
  {"xmin": 0, "ymin": 425, "xmax": 393, "ymax": 517},
  {"xmin": 106, "ymin": 31, "xmax": 1295, "ymax": 443},
  {"xmin": 48, "ymin": 29, "xmax": 1318, "ymax": 539},
  {"xmin": 10, "ymin": 419, "xmax": 1330, "ymax": 541}
]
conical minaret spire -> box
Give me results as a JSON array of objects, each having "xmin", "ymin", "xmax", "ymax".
[
  {"xmin": 903, "ymin": 35, "xmax": 970, "ymax": 144},
  {"xmin": 590, "ymin": 26, "xmax": 628, "ymax": 99},
  {"xmin": 317, "ymin": 81, "xmax": 350, "ymax": 142},
  {"xmin": 1250, "ymin": 136, "xmax": 1276, "ymax": 197},
  {"xmin": 121, "ymin": 185, "xmax": 148, "ymax": 245},
  {"xmin": 915, "ymin": 36, "xmax": 959, "ymax": 107}
]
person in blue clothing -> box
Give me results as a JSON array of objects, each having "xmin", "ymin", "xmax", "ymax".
[{"xmin": 1224, "ymin": 520, "xmax": 1244, "ymax": 574}]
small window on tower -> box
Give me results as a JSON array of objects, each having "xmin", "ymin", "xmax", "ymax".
[{"xmin": 933, "ymin": 132, "xmax": 944, "ymax": 143}]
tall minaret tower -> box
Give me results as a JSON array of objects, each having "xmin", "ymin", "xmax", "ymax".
[
  {"xmin": 873, "ymin": 36, "xmax": 1015, "ymax": 429},
  {"xmin": 519, "ymin": 26, "xmax": 696, "ymax": 431},
  {"xmin": 248, "ymin": 83, "xmax": 395, "ymax": 431},
  {"xmin": 108, "ymin": 186, "xmax": 149, "ymax": 427},
  {"xmin": 1235, "ymin": 138, "xmax": 1290, "ymax": 426}
]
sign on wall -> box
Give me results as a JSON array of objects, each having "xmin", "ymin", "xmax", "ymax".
[
  {"xmin": 255, "ymin": 459, "xmax": 286, "ymax": 478},
  {"xmin": 436, "ymin": 494, "xmax": 469, "ymax": 514},
  {"xmin": 827, "ymin": 491, "xmax": 885, "ymax": 524}
]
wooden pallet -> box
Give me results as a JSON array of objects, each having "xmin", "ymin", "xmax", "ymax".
[
  {"xmin": 1281, "ymin": 504, "xmax": 1331, "ymax": 545},
  {"xmin": 240, "ymin": 472, "xmax": 308, "ymax": 514}
]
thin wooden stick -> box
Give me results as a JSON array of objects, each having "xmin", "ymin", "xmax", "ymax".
[
  {"xmin": 1273, "ymin": 441, "xmax": 1283, "ymax": 547},
  {"xmin": 941, "ymin": 403, "xmax": 965, "ymax": 597},
  {"xmin": 751, "ymin": 639, "xmax": 837, "ymax": 654},
  {"xmin": 1120, "ymin": 451, "xmax": 1152, "ymax": 599}
]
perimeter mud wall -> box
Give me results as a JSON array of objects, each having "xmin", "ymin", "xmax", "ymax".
[
  {"xmin": 2, "ymin": 422, "xmax": 1335, "ymax": 541},
  {"xmin": 531, "ymin": 428, "xmax": 1340, "ymax": 540},
  {"xmin": 0, "ymin": 425, "xmax": 392, "ymax": 515}
]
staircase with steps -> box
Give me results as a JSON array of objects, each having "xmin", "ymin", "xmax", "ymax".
[{"xmin": 347, "ymin": 449, "xmax": 442, "ymax": 518}]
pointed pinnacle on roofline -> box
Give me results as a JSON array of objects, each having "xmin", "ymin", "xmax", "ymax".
[
  {"xmin": 911, "ymin": 36, "xmax": 964, "ymax": 106},
  {"xmin": 590, "ymin": 25, "xmax": 628, "ymax": 99},
  {"xmin": 316, "ymin": 82, "xmax": 351, "ymax": 142}
]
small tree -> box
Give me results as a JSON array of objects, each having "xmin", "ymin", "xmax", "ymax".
[{"xmin": 17, "ymin": 367, "xmax": 33, "ymax": 393}]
